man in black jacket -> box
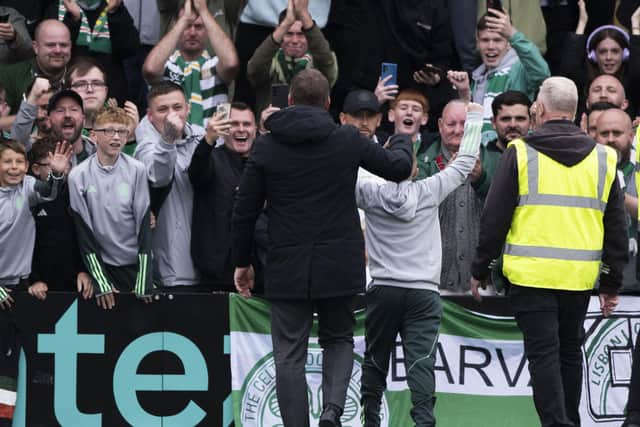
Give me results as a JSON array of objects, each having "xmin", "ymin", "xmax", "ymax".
[
  {"xmin": 188, "ymin": 101, "xmax": 265, "ymax": 292},
  {"xmin": 232, "ymin": 69, "xmax": 412, "ymax": 427},
  {"xmin": 470, "ymin": 77, "xmax": 628, "ymax": 427}
]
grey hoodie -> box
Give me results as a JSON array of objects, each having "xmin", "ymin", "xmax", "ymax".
[
  {"xmin": 356, "ymin": 111, "xmax": 482, "ymax": 292},
  {"xmin": 134, "ymin": 116, "xmax": 204, "ymax": 287}
]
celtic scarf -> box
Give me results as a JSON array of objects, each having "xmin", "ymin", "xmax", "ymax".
[
  {"xmin": 173, "ymin": 51, "xmax": 207, "ymax": 126},
  {"xmin": 272, "ymin": 49, "xmax": 312, "ymax": 83},
  {"xmin": 58, "ymin": 0, "xmax": 112, "ymax": 54}
]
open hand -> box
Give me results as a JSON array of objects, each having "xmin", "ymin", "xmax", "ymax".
[
  {"xmin": 374, "ymin": 75, "xmax": 398, "ymax": 104},
  {"xmin": 49, "ymin": 141, "xmax": 73, "ymax": 175}
]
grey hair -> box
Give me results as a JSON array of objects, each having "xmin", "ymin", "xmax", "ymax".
[{"xmin": 537, "ymin": 77, "xmax": 578, "ymax": 118}]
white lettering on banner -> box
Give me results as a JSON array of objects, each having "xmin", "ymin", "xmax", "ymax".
[
  {"xmin": 385, "ymin": 334, "xmax": 531, "ymax": 395},
  {"xmin": 582, "ymin": 310, "xmax": 640, "ymax": 424}
]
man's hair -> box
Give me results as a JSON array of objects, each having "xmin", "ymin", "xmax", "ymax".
[
  {"xmin": 94, "ymin": 107, "xmax": 131, "ymax": 128},
  {"xmin": 538, "ymin": 77, "xmax": 578, "ymax": 116},
  {"xmin": 586, "ymin": 101, "xmax": 618, "ymax": 115},
  {"xmin": 0, "ymin": 140, "xmax": 27, "ymax": 161},
  {"xmin": 148, "ymin": 80, "xmax": 186, "ymax": 104},
  {"xmin": 28, "ymin": 137, "xmax": 57, "ymax": 164},
  {"xmin": 477, "ymin": 14, "xmax": 505, "ymax": 34},
  {"xmin": 278, "ymin": 9, "xmax": 288, "ymax": 24},
  {"xmin": 230, "ymin": 102, "xmax": 256, "ymax": 121},
  {"xmin": 491, "ymin": 90, "xmax": 531, "ymax": 117},
  {"xmin": 65, "ymin": 57, "xmax": 106, "ymax": 84},
  {"xmin": 289, "ymin": 69, "xmax": 330, "ymax": 108},
  {"xmin": 34, "ymin": 19, "xmax": 69, "ymax": 43},
  {"xmin": 390, "ymin": 89, "xmax": 430, "ymax": 113}
]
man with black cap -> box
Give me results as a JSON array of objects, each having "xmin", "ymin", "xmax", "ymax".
[
  {"xmin": 339, "ymin": 89, "xmax": 383, "ymax": 142},
  {"xmin": 48, "ymin": 88, "xmax": 95, "ymax": 165}
]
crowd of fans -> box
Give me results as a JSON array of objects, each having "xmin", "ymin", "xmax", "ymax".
[{"xmin": 0, "ymin": 0, "xmax": 639, "ymax": 301}]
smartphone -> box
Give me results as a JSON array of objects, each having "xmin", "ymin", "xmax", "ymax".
[
  {"xmin": 421, "ymin": 64, "xmax": 445, "ymax": 77},
  {"xmin": 381, "ymin": 63, "xmax": 398, "ymax": 87},
  {"xmin": 216, "ymin": 102, "xmax": 231, "ymax": 121},
  {"xmin": 487, "ymin": 0, "xmax": 503, "ymax": 12},
  {"xmin": 0, "ymin": 14, "xmax": 9, "ymax": 24},
  {"xmin": 271, "ymin": 84, "xmax": 289, "ymax": 109}
]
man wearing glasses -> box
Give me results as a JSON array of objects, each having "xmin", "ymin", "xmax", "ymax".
[{"xmin": 66, "ymin": 58, "xmax": 140, "ymax": 155}]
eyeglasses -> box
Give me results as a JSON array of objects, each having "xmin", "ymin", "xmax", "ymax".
[
  {"xmin": 94, "ymin": 128, "xmax": 129, "ymax": 137},
  {"xmin": 70, "ymin": 81, "xmax": 107, "ymax": 91}
]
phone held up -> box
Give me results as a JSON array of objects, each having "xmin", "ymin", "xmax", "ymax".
[
  {"xmin": 217, "ymin": 102, "xmax": 231, "ymax": 121},
  {"xmin": 381, "ymin": 63, "xmax": 398, "ymax": 87},
  {"xmin": 271, "ymin": 84, "xmax": 289, "ymax": 109},
  {"xmin": 0, "ymin": 14, "xmax": 10, "ymax": 24},
  {"xmin": 487, "ymin": 0, "xmax": 503, "ymax": 12}
]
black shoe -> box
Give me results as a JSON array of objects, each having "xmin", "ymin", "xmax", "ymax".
[{"xmin": 318, "ymin": 404, "xmax": 342, "ymax": 427}]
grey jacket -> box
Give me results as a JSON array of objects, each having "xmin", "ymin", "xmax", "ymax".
[
  {"xmin": 0, "ymin": 174, "xmax": 62, "ymax": 286},
  {"xmin": 134, "ymin": 116, "xmax": 204, "ymax": 287},
  {"xmin": 356, "ymin": 111, "xmax": 482, "ymax": 292}
]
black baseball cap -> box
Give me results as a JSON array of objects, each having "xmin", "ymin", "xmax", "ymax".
[
  {"xmin": 342, "ymin": 89, "xmax": 380, "ymax": 114},
  {"xmin": 47, "ymin": 89, "xmax": 84, "ymax": 114}
]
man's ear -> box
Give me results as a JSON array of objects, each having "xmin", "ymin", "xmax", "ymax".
[
  {"xmin": 338, "ymin": 112, "xmax": 346, "ymax": 125},
  {"xmin": 325, "ymin": 96, "xmax": 331, "ymax": 111},
  {"xmin": 388, "ymin": 109, "xmax": 396, "ymax": 123},
  {"xmin": 622, "ymin": 98, "xmax": 629, "ymax": 110},
  {"xmin": 420, "ymin": 113, "xmax": 429, "ymax": 126}
]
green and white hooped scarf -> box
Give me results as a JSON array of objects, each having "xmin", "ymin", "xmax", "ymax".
[
  {"xmin": 172, "ymin": 50, "xmax": 209, "ymax": 127},
  {"xmin": 58, "ymin": 0, "xmax": 112, "ymax": 54},
  {"xmin": 272, "ymin": 49, "xmax": 312, "ymax": 83}
]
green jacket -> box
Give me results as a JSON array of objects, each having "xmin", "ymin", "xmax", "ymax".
[
  {"xmin": 471, "ymin": 31, "xmax": 550, "ymax": 145},
  {"xmin": 247, "ymin": 23, "xmax": 338, "ymax": 115},
  {"xmin": 415, "ymin": 136, "xmax": 503, "ymax": 200}
]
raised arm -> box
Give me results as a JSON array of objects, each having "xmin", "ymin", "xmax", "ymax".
[
  {"xmin": 192, "ymin": 0, "xmax": 238, "ymax": 84},
  {"xmin": 142, "ymin": 1, "xmax": 194, "ymax": 82},
  {"xmin": 419, "ymin": 106, "xmax": 483, "ymax": 206}
]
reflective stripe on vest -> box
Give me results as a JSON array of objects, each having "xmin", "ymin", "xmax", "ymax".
[
  {"xmin": 517, "ymin": 143, "xmax": 608, "ymax": 212},
  {"xmin": 502, "ymin": 139, "xmax": 617, "ymax": 291}
]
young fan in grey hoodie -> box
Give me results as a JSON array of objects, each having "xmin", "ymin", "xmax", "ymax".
[{"xmin": 356, "ymin": 104, "xmax": 483, "ymax": 426}]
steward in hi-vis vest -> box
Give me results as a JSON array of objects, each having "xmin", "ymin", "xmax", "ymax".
[
  {"xmin": 469, "ymin": 77, "xmax": 628, "ymax": 427},
  {"xmin": 502, "ymin": 138, "xmax": 617, "ymax": 290}
]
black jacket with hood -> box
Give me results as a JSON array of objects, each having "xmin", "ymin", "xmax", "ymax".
[
  {"xmin": 232, "ymin": 105, "xmax": 413, "ymax": 299},
  {"xmin": 471, "ymin": 120, "xmax": 628, "ymax": 294}
]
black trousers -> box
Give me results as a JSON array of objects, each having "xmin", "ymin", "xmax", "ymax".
[
  {"xmin": 270, "ymin": 295, "xmax": 357, "ymax": 427},
  {"xmin": 509, "ymin": 285, "xmax": 591, "ymax": 427},
  {"xmin": 625, "ymin": 331, "xmax": 640, "ymax": 425}
]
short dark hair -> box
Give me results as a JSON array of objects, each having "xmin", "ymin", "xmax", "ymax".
[
  {"xmin": 65, "ymin": 57, "xmax": 106, "ymax": 85},
  {"xmin": 147, "ymin": 80, "xmax": 186, "ymax": 104},
  {"xmin": 491, "ymin": 90, "xmax": 532, "ymax": 117},
  {"xmin": 477, "ymin": 14, "xmax": 491, "ymax": 33},
  {"xmin": 278, "ymin": 9, "xmax": 287, "ymax": 24},
  {"xmin": 0, "ymin": 140, "xmax": 27, "ymax": 161},
  {"xmin": 230, "ymin": 101, "xmax": 256, "ymax": 121},
  {"xmin": 29, "ymin": 137, "xmax": 57, "ymax": 164},
  {"xmin": 586, "ymin": 101, "xmax": 618, "ymax": 114},
  {"xmin": 289, "ymin": 69, "xmax": 330, "ymax": 108}
]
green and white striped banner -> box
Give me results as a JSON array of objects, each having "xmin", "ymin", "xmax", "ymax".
[{"xmin": 230, "ymin": 295, "xmax": 639, "ymax": 426}]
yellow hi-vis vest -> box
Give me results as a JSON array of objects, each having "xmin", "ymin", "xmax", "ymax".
[{"xmin": 502, "ymin": 139, "xmax": 617, "ymax": 291}]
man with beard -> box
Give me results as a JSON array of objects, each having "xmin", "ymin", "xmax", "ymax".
[
  {"xmin": 10, "ymin": 77, "xmax": 54, "ymax": 150},
  {"xmin": 0, "ymin": 20, "xmax": 71, "ymax": 114},
  {"xmin": 415, "ymin": 99, "xmax": 501, "ymax": 293},
  {"xmin": 48, "ymin": 88, "xmax": 94, "ymax": 165},
  {"xmin": 488, "ymin": 90, "xmax": 531, "ymax": 153},
  {"xmin": 188, "ymin": 102, "xmax": 266, "ymax": 292},
  {"xmin": 143, "ymin": 0, "xmax": 238, "ymax": 127},
  {"xmin": 596, "ymin": 108, "xmax": 639, "ymax": 292},
  {"xmin": 339, "ymin": 89, "xmax": 384, "ymax": 143}
]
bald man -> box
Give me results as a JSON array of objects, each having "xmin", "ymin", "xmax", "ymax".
[
  {"xmin": 0, "ymin": 19, "xmax": 71, "ymax": 115},
  {"xmin": 596, "ymin": 108, "xmax": 639, "ymax": 293},
  {"xmin": 587, "ymin": 75, "xmax": 629, "ymax": 111}
]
